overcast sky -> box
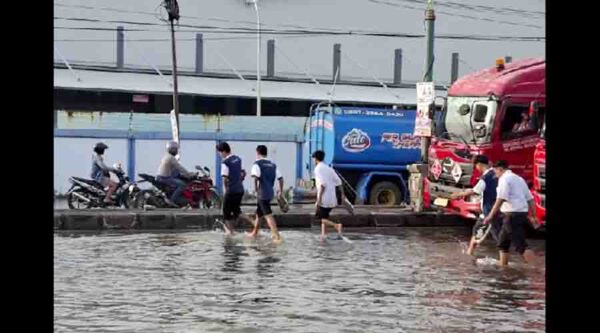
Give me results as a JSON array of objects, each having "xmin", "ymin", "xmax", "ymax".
[{"xmin": 54, "ymin": 0, "xmax": 545, "ymax": 85}]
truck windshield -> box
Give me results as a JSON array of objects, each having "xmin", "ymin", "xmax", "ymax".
[{"xmin": 443, "ymin": 97, "xmax": 497, "ymax": 144}]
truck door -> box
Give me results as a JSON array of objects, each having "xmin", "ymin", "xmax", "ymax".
[{"xmin": 495, "ymin": 103, "xmax": 544, "ymax": 184}]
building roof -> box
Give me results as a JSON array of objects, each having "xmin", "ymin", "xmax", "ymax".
[{"xmin": 54, "ymin": 67, "xmax": 446, "ymax": 106}]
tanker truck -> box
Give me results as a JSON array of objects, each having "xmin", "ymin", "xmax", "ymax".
[{"xmin": 301, "ymin": 104, "xmax": 437, "ymax": 205}]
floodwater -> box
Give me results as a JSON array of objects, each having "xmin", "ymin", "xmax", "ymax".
[{"xmin": 54, "ymin": 228, "xmax": 545, "ymax": 332}]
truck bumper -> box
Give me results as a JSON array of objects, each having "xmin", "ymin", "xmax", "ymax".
[{"xmin": 428, "ymin": 181, "xmax": 480, "ymax": 220}]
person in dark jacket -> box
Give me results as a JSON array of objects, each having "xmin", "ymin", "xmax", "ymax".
[
  {"xmin": 91, "ymin": 142, "xmax": 119, "ymax": 204},
  {"xmin": 450, "ymin": 155, "xmax": 501, "ymax": 256}
]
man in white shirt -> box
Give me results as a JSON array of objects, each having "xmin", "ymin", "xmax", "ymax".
[
  {"xmin": 312, "ymin": 150, "xmax": 344, "ymax": 241},
  {"xmin": 483, "ymin": 160, "xmax": 540, "ymax": 266}
]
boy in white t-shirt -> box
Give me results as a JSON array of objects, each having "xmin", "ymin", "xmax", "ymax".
[{"xmin": 312, "ymin": 150, "xmax": 344, "ymax": 241}]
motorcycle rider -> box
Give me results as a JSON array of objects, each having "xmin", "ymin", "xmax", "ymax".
[
  {"xmin": 157, "ymin": 141, "xmax": 196, "ymax": 207},
  {"xmin": 91, "ymin": 142, "xmax": 119, "ymax": 204}
]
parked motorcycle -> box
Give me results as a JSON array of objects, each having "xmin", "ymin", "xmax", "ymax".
[
  {"xmin": 66, "ymin": 163, "xmax": 138, "ymax": 209},
  {"xmin": 134, "ymin": 166, "xmax": 221, "ymax": 209}
]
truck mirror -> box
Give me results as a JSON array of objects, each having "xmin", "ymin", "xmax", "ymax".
[{"xmin": 458, "ymin": 104, "xmax": 470, "ymax": 115}]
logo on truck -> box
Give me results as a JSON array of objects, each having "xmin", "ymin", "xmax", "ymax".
[
  {"xmin": 381, "ymin": 133, "xmax": 421, "ymax": 149},
  {"xmin": 342, "ymin": 128, "xmax": 371, "ymax": 152}
]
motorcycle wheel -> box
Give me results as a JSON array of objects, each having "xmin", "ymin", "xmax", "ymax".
[
  {"xmin": 204, "ymin": 189, "xmax": 222, "ymax": 210},
  {"xmin": 67, "ymin": 189, "xmax": 94, "ymax": 209},
  {"xmin": 134, "ymin": 189, "xmax": 164, "ymax": 208}
]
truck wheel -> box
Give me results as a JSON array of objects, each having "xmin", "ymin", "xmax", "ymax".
[{"xmin": 369, "ymin": 181, "xmax": 401, "ymax": 206}]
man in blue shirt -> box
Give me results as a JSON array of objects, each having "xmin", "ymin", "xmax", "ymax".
[
  {"xmin": 450, "ymin": 155, "xmax": 501, "ymax": 256},
  {"xmin": 247, "ymin": 145, "xmax": 284, "ymax": 243},
  {"xmin": 216, "ymin": 141, "xmax": 254, "ymax": 235}
]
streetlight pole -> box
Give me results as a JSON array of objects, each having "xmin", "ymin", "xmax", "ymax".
[
  {"xmin": 164, "ymin": 0, "xmax": 181, "ymax": 142},
  {"xmin": 251, "ymin": 0, "xmax": 261, "ymax": 117}
]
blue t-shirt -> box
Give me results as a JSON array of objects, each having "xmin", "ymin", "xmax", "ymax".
[
  {"xmin": 221, "ymin": 154, "xmax": 244, "ymax": 194},
  {"xmin": 252, "ymin": 159, "xmax": 280, "ymax": 201}
]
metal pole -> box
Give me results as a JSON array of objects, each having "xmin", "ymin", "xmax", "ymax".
[
  {"xmin": 394, "ymin": 48, "xmax": 403, "ymax": 85},
  {"xmin": 195, "ymin": 33, "xmax": 203, "ymax": 74},
  {"xmin": 451, "ymin": 52, "xmax": 459, "ymax": 83},
  {"xmin": 116, "ymin": 26, "xmax": 124, "ymax": 69},
  {"xmin": 170, "ymin": 19, "xmax": 180, "ymax": 139},
  {"xmin": 420, "ymin": 0, "xmax": 436, "ymax": 163},
  {"xmin": 267, "ymin": 39, "xmax": 275, "ymax": 77},
  {"xmin": 253, "ymin": 1, "xmax": 261, "ymax": 117},
  {"xmin": 333, "ymin": 43, "xmax": 341, "ymax": 81}
]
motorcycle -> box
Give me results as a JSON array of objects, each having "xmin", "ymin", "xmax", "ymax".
[
  {"xmin": 134, "ymin": 166, "xmax": 222, "ymax": 209},
  {"xmin": 66, "ymin": 163, "xmax": 138, "ymax": 209}
]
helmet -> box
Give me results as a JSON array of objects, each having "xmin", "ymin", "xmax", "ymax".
[
  {"xmin": 166, "ymin": 141, "xmax": 179, "ymax": 155},
  {"xmin": 94, "ymin": 142, "xmax": 109, "ymax": 154},
  {"xmin": 166, "ymin": 141, "xmax": 179, "ymax": 150}
]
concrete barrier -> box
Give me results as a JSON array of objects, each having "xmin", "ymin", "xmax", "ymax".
[
  {"xmin": 62, "ymin": 212, "xmax": 102, "ymax": 230},
  {"xmin": 53, "ymin": 208, "xmax": 470, "ymax": 231},
  {"xmin": 137, "ymin": 212, "xmax": 175, "ymax": 229},
  {"xmin": 174, "ymin": 212, "xmax": 211, "ymax": 229},
  {"xmin": 102, "ymin": 212, "xmax": 137, "ymax": 229}
]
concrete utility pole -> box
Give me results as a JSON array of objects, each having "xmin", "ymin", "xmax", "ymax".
[
  {"xmin": 164, "ymin": 0, "xmax": 181, "ymax": 141},
  {"xmin": 420, "ymin": 0, "xmax": 436, "ymax": 163},
  {"xmin": 409, "ymin": 0, "xmax": 436, "ymax": 213}
]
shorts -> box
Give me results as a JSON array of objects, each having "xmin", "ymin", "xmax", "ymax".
[
  {"xmin": 472, "ymin": 216, "xmax": 501, "ymax": 242},
  {"xmin": 256, "ymin": 199, "xmax": 273, "ymax": 218},
  {"xmin": 497, "ymin": 212, "xmax": 529, "ymax": 254},
  {"xmin": 315, "ymin": 206, "xmax": 333, "ymax": 220},
  {"xmin": 223, "ymin": 192, "xmax": 243, "ymax": 221}
]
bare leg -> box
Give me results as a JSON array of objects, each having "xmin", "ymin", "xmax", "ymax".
[
  {"xmin": 322, "ymin": 218, "xmax": 342, "ymax": 234},
  {"xmin": 522, "ymin": 249, "xmax": 536, "ymax": 263},
  {"xmin": 245, "ymin": 216, "xmax": 261, "ymax": 238},
  {"xmin": 466, "ymin": 237, "xmax": 478, "ymax": 256},
  {"xmin": 104, "ymin": 182, "xmax": 117, "ymax": 203},
  {"xmin": 223, "ymin": 220, "xmax": 234, "ymax": 236},
  {"xmin": 265, "ymin": 215, "xmax": 282, "ymax": 243},
  {"xmin": 498, "ymin": 251, "xmax": 509, "ymax": 267}
]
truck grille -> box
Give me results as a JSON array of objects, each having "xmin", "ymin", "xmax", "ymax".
[{"xmin": 429, "ymin": 160, "xmax": 473, "ymax": 188}]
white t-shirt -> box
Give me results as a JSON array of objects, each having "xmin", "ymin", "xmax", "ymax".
[
  {"xmin": 314, "ymin": 162, "xmax": 342, "ymax": 208},
  {"xmin": 496, "ymin": 170, "xmax": 533, "ymax": 213},
  {"xmin": 221, "ymin": 154, "xmax": 232, "ymax": 177}
]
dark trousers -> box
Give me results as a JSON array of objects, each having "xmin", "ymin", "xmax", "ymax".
[{"xmin": 157, "ymin": 176, "xmax": 186, "ymax": 205}]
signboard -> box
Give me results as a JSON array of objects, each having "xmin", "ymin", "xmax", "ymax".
[
  {"xmin": 414, "ymin": 82, "xmax": 435, "ymax": 137},
  {"xmin": 132, "ymin": 94, "xmax": 149, "ymax": 103},
  {"xmin": 170, "ymin": 110, "xmax": 179, "ymax": 144},
  {"xmin": 170, "ymin": 110, "xmax": 180, "ymax": 160}
]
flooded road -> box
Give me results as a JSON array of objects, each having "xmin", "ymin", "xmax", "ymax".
[{"xmin": 54, "ymin": 228, "xmax": 545, "ymax": 332}]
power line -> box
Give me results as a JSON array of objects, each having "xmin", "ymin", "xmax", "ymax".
[
  {"xmin": 368, "ymin": 0, "xmax": 544, "ymax": 29},
  {"xmin": 53, "ymin": 20, "xmax": 545, "ymax": 42},
  {"xmin": 388, "ymin": 0, "xmax": 545, "ymax": 18}
]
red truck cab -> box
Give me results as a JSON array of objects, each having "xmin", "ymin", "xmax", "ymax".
[
  {"xmin": 427, "ymin": 58, "xmax": 545, "ymax": 219},
  {"xmin": 532, "ymin": 121, "xmax": 546, "ymax": 225}
]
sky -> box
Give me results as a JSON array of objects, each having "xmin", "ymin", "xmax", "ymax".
[{"xmin": 54, "ymin": 0, "xmax": 545, "ymax": 86}]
